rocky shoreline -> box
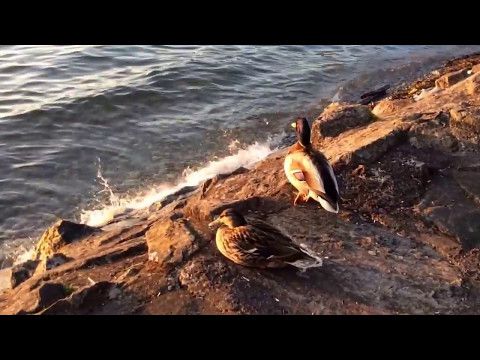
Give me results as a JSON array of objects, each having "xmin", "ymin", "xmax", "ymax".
[{"xmin": 2, "ymin": 53, "xmax": 480, "ymax": 314}]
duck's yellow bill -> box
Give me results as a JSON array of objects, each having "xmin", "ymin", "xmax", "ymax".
[{"xmin": 291, "ymin": 122, "xmax": 297, "ymax": 128}]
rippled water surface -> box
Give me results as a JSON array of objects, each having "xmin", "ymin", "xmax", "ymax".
[{"xmin": 1, "ymin": 45, "xmax": 479, "ymax": 265}]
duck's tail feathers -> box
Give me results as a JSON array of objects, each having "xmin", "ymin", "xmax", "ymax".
[
  {"xmin": 309, "ymin": 191, "xmax": 339, "ymax": 213},
  {"xmin": 318, "ymin": 197, "xmax": 339, "ymax": 214},
  {"xmin": 286, "ymin": 244, "xmax": 323, "ymax": 270}
]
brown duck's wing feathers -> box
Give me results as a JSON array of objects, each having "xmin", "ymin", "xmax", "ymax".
[
  {"xmin": 247, "ymin": 219, "xmax": 294, "ymax": 241},
  {"xmin": 223, "ymin": 225, "xmax": 309, "ymax": 263}
]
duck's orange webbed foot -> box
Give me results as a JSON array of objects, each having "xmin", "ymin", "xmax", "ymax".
[{"xmin": 293, "ymin": 192, "xmax": 308, "ymax": 206}]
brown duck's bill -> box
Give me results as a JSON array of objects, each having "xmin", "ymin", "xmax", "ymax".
[{"xmin": 208, "ymin": 218, "xmax": 221, "ymax": 229}]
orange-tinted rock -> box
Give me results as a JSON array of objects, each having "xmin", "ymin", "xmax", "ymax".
[
  {"xmin": 146, "ymin": 218, "xmax": 199, "ymax": 266},
  {"xmin": 322, "ymin": 118, "xmax": 411, "ymax": 171},
  {"xmin": 435, "ymin": 69, "xmax": 470, "ymax": 89},
  {"xmin": 34, "ymin": 220, "xmax": 98, "ymax": 261},
  {"xmin": 372, "ymin": 98, "xmax": 414, "ymax": 118},
  {"xmin": 0, "ymin": 268, "xmax": 12, "ymax": 292},
  {"xmin": 465, "ymin": 73, "xmax": 480, "ymax": 95},
  {"xmin": 472, "ymin": 64, "xmax": 480, "ymax": 74}
]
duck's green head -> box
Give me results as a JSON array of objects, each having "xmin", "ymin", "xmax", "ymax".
[
  {"xmin": 291, "ymin": 117, "xmax": 311, "ymax": 147},
  {"xmin": 208, "ymin": 208, "xmax": 247, "ymax": 229}
]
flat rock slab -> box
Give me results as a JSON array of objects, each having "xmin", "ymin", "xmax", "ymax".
[
  {"xmin": 322, "ymin": 118, "xmax": 411, "ymax": 170},
  {"xmin": 146, "ymin": 218, "xmax": 199, "ymax": 266},
  {"xmin": 417, "ymin": 175, "xmax": 480, "ymax": 250}
]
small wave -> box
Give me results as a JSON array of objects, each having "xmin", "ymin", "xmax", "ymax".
[{"xmin": 80, "ymin": 136, "xmax": 283, "ymax": 228}]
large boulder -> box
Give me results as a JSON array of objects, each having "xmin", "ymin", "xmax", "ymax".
[
  {"xmin": 311, "ymin": 102, "xmax": 375, "ymax": 144},
  {"xmin": 34, "ymin": 220, "xmax": 98, "ymax": 261}
]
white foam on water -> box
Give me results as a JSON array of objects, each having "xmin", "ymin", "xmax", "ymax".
[{"xmin": 80, "ymin": 136, "xmax": 283, "ymax": 228}]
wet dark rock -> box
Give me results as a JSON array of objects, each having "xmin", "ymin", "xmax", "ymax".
[
  {"xmin": 449, "ymin": 106, "xmax": 480, "ymax": 143},
  {"xmin": 11, "ymin": 260, "xmax": 40, "ymax": 289},
  {"xmin": 45, "ymin": 253, "xmax": 72, "ymax": 271},
  {"xmin": 36, "ymin": 283, "xmax": 68, "ymax": 310},
  {"xmin": 409, "ymin": 120, "xmax": 460, "ymax": 153},
  {"xmin": 416, "ymin": 176, "xmax": 480, "ymax": 250},
  {"xmin": 360, "ymin": 85, "xmax": 390, "ymax": 105},
  {"xmin": 453, "ymin": 171, "xmax": 480, "ymax": 206},
  {"xmin": 39, "ymin": 282, "xmax": 114, "ymax": 315}
]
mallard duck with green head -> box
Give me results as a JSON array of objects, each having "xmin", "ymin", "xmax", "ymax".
[
  {"xmin": 208, "ymin": 208, "xmax": 323, "ymax": 270},
  {"xmin": 284, "ymin": 117, "xmax": 340, "ymax": 213}
]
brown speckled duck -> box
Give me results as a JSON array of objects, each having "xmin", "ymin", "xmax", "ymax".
[
  {"xmin": 208, "ymin": 208, "xmax": 323, "ymax": 270},
  {"xmin": 284, "ymin": 117, "xmax": 340, "ymax": 213}
]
